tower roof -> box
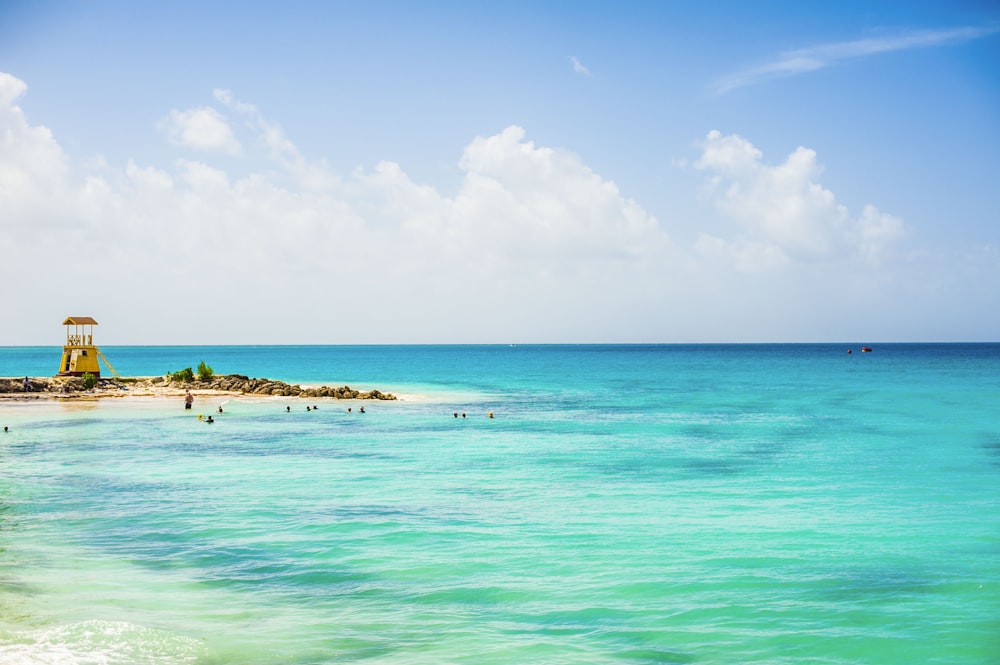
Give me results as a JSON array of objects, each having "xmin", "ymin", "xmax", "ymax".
[{"xmin": 62, "ymin": 317, "xmax": 99, "ymax": 325}]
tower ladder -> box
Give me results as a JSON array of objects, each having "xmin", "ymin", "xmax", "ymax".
[{"xmin": 96, "ymin": 349, "xmax": 121, "ymax": 378}]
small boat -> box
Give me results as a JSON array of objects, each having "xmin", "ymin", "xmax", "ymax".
[{"xmin": 861, "ymin": 346, "xmax": 872, "ymax": 353}]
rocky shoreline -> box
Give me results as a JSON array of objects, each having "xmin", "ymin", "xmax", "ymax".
[{"xmin": 0, "ymin": 374, "xmax": 397, "ymax": 400}]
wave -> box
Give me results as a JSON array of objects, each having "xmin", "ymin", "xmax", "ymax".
[{"xmin": 0, "ymin": 620, "xmax": 202, "ymax": 665}]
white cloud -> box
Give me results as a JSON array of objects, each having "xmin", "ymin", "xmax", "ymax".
[
  {"xmin": 695, "ymin": 130, "xmax": 905, "ymax": 268},
  {"xmin": 125, "ymin": 160, "xmax": 173, "ymax": 190},
  {"xmin": 454, "ymin": 126, "xmax": 661, "ymax": 261},
  {"xmin": 177, "ymin": 159, "xmax": 231, "ymax": 190},
  {"xmin": 0, "ymin": 73, "xmax": 75, "ymax": 231},
  {"xmin": 695, "ymin": 233, "xmax": 790, "ymax": 273},
  {"xmin": 715, "ymin": 25, "xmax": 1000, "ymax": 94},
  {"xmin": 0, "ymin": 71, "xmax": 28, "ymax": 106},
  {"xmin": 161, "ymin": 106, "xmax": 242, "ymax": 155},
  {"xmin": 3, "ymin": 72, "xmax": 991, "ymax": 344},
  {"xmin": 215, "ymin": 89, "xmax": 335, "ymax": 190},
  {"xmin": 855, "ymin": 204, "xmax": 905, "ymax": 263},
  {"xmin": 570, "ymin": 56, "xmax": 591, "ymax": 76},
  {"xmin": 0, "ymin": 77, "xmax": 670, "ymax": 342}
]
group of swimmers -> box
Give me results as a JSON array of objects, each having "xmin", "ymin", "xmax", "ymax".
[
  {"xmin": 183, "ymin": 396, "xmax": 494, "ymax": 423},
  {"xmin": 5, "ymin": 408, "xmax": 495, "ymax": 435},
  {"xmin": 285, "ymin": 405, "xmax": 365, "ymax": 413}
]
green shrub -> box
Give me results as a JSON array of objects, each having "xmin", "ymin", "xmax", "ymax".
[
  {"xmin": 170, "ymin": 367, "xmax": 194, "ymax": 382},
  {"xmin": 197, "ymin": 360, "xmax": 214, "ymax": 381},
  {"xmin": 82, "ymin": 372, "xmax": 97, "ymax": 390}
]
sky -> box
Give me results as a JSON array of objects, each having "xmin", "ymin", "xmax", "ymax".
[{"xmin": 1, "ymin": 0, "xmax": 998, "ymax": 345}]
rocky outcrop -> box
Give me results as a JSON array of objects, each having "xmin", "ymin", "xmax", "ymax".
[
  {"xmin": 0, "ymin": 376, "xmax": 84, "ymax": 394},
  {"xmin": 193, "ymin": 374, "xmax": 395, "ymax": 399},
  {"xmin": 0, "ymin": 374, "xmax": 396, "ymax": 400}
]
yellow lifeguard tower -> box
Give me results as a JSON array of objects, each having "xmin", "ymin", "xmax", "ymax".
[{"xmin": 57, "ymin": 317, "xmax": 118, "ymax": 377}]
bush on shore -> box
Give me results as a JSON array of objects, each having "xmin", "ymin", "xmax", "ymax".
[
  {"xmin": 169, "ymin": 367, "xmax": 194, "ymax": 382},
  {"xmin": 197, "ymin": 361, "xmax": 214, "ymax": 381}
]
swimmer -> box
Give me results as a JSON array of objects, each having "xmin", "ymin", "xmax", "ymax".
[
  {"xmin": 313, "ymin": 405, "xmax": 319, "ymax": 410},
  {"xmin": 359, "ymin": 406, "xmax": 365, "ymax": 414},
  {"xmin": 286, "ymin": 406, "xmax": 291, "ymax": 413},
  {"xmin": 217, "ymin": 406, "xmax": 224, "ymax": 413},
  {"xmin": 347, "ymin": 407, "xmax": 352, "ymax": 413},
  {"xmin": 206, "ymin": 415, "xmax": 214, "ymax": 424},
  {"xmin": 307, "ymin": 406, "xmax": 311, "ymax": 412},
  {"xmin": 454, "ymin": 412, "xmax": 458, "ymax": 418},
  {"xmin": 3, "ymin": 426, "xmax": 7, "ymax": 433},
  {"xmin": 462, "ymin": 413, "xmax": 466, "ymax": 418},
  {"xmin": 488, "ymin": 412, "xmax": 494, "ymax": 419}
]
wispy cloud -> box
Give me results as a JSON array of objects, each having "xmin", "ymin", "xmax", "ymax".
[
  {"xmin": 714, "ymin": 25, "xmax": 1000, "ymax": 94},
  {"xmin": 570, "ymin": 56, "xmax": 591, "ymax": 76}
]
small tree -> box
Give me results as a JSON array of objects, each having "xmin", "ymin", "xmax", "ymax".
[
  {"xmin": 170, "ymin": 367, "xmax": 194, "ymax": 382},
  {"xmin": 197, "ymin": 360, "xmax": 214, "ymax": 381},
  {"xmin": 82, "ymin": 372, "xmax": 98, "ymax": 390}
]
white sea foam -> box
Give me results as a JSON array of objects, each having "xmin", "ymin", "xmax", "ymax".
[{"xmin": 0, "ymin": 620, "xmax": 202, "ymax": 665}]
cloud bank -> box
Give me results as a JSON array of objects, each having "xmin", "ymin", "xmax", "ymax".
[{"xmin": 2, "ymin": 72, "xmax": 991, "ymax": 343}]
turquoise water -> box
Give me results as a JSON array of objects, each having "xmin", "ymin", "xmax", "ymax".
[{"xmin": 1, "ymin": 344, "xmax": 998, "ymax": 663}]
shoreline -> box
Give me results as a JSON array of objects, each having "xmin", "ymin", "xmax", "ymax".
[{"xmin": 0, "ymin": 375, "xmax": 397, "ymax": 401}]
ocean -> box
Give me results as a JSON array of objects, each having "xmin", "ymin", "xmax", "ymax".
[{"xmin": 0, "ymin": 344, "xmax": 998, "ymax": 664}]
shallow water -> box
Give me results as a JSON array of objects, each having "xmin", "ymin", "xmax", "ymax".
[{"xmin": 1, "ymin": 345, "xmax": 998, "ymax": 663}]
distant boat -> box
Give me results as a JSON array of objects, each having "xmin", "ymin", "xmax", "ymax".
[{"xmin": 861, "ymin": 346, "xmax": 872, "ymax": 353}]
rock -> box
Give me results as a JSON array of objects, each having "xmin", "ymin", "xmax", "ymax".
[{"xmin": 1, "ymin": 373, "xmax": 396, "ymax": 400}]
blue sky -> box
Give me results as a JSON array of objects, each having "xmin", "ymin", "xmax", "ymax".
[{"xmin": 1, "ymin": 0, "xmax": 998, "ymax": 344}]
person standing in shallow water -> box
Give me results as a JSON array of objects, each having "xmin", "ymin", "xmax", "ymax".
[{"xmin": 184, "ymin": 391, "xmax": 193, "ymax": 410}]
